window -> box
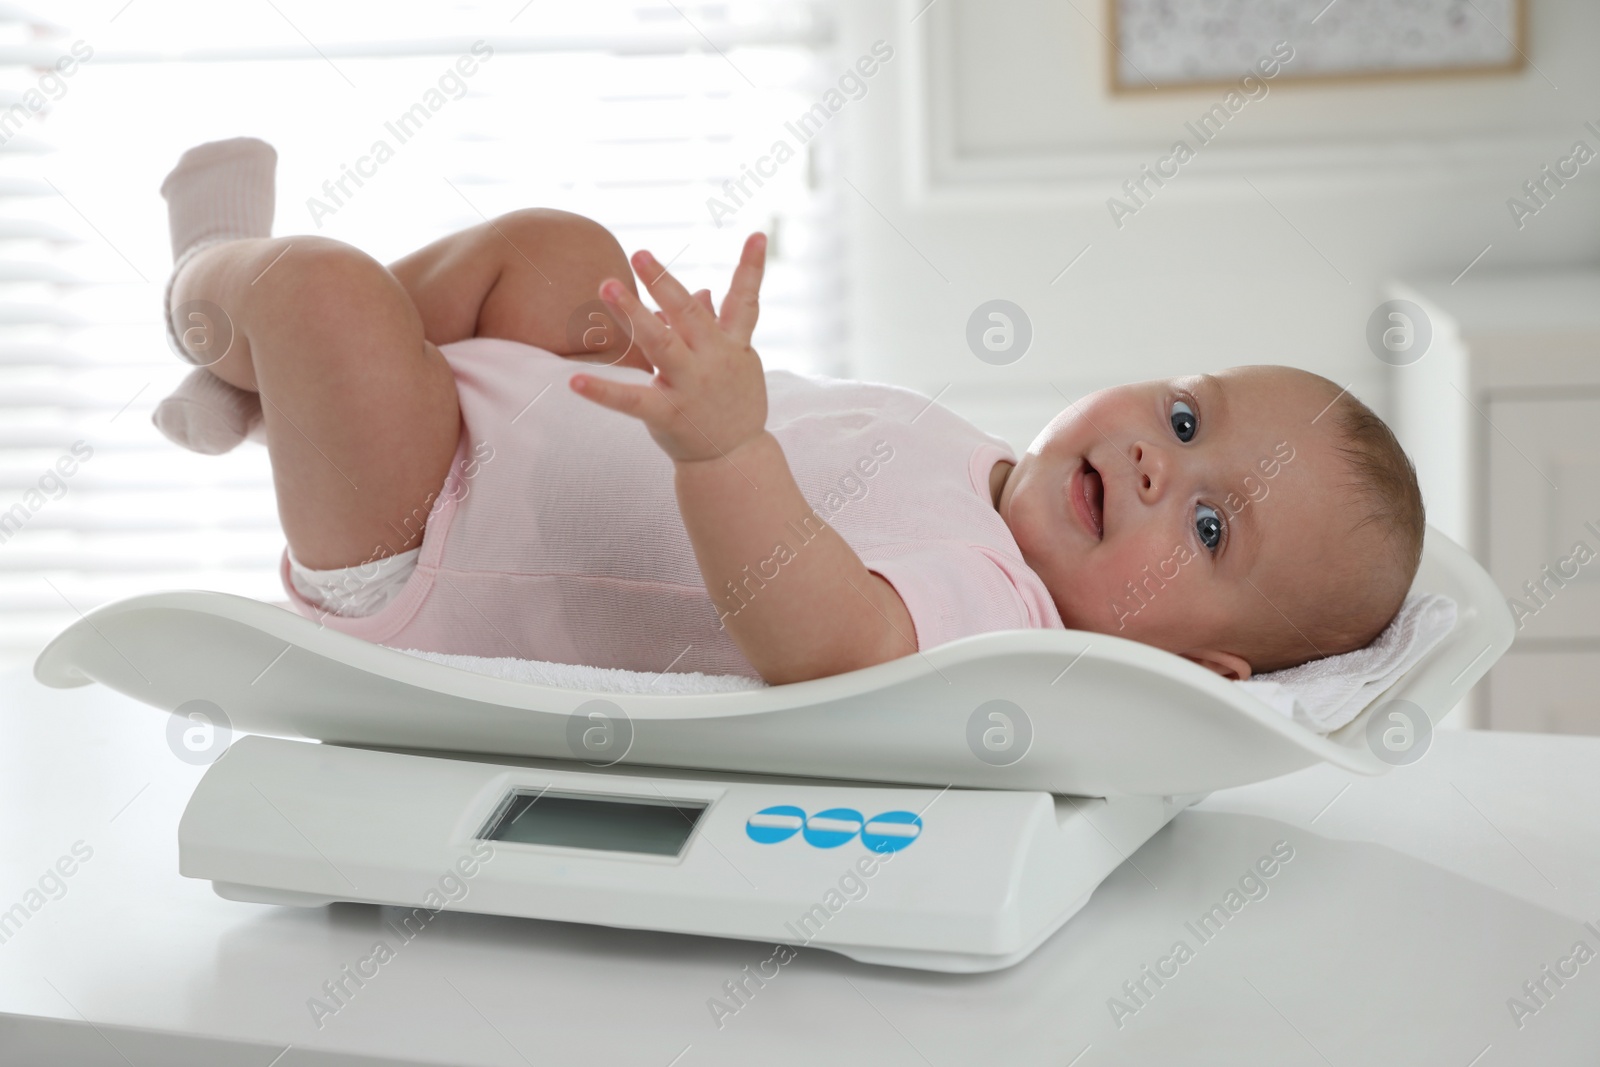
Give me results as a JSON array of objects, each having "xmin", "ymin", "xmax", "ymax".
[{"xmin": 1, "ymin": 0, "xmax": 842, "ymax": 670}]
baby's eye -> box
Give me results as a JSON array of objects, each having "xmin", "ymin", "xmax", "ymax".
[
  {"xmin": 1170, "ymin": 399, "xmax": 1197, "ymax": 443},
  {"xmin": 1196, "ymin": 503, "xmax": 1224, "ymax": 551}
]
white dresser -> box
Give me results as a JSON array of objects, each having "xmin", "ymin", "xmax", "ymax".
[{"xmin": 1390, "ymin": 270, "xmax": 1600, "ymax": 733}]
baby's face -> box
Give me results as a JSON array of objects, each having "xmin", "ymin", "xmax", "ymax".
[{"xmin": 996, "ymin": 366, "xmax": 1350, "ymax": 679}]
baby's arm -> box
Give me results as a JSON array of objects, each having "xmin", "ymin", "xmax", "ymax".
[
  {"xmin": 569, "ymin": 236, "xmax": 918, "ymax": 684},
  {"xmin": 672, "ymin": 429, "xmax": 918, "ymax": 683}
]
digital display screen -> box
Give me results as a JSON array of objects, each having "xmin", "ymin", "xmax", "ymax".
[{"xmin": 479, "ymin": 789, "xmax": 707, "ymax": 857}]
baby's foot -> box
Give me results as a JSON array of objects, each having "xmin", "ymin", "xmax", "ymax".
[
  {"xmin": 154, "ymin": 137, "xmax": 275, "ymax": 453},
  {"xmin": 151, "ymin": 366, "xmax": 264, "ymax": 455},
  {"xmin": 159, "ymin": 136, "xmax": 276, "ymax": 364}
]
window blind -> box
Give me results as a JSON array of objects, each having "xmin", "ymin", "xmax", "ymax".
[{"xmin": 0, "ymin": 0, "xmax": 842, "ymax": 671}]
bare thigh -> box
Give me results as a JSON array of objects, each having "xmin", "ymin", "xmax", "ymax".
[
  {"xmin": 170, "ymin": 210, "xmax": 642, "ymax": 574},
  {"xmin": 171, "ymin": 236, "xmax": 461, "ymax": 571},
  {"xmin": 386, "ymin": 208, "xmax": 647, "ymax": 370}
]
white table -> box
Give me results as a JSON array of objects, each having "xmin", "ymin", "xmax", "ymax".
[{"xmin": 2, "ymin": 663, "xmax": 1598, "ymax": 1066}]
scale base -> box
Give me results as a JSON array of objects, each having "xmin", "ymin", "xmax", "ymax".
[
  {"xmin": 207, "ymin": 878, "xmax": 1102, "ymax": 973},
  {"xmin": 212, "ymin": 881, "xmax": 340, "ymax": 908},
  {"xmin": 183, "ymin": 737, "xmax": 1193, "ymax": 973}
]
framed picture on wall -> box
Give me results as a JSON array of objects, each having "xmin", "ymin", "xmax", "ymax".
[{"xmin": 1108, "ymin": 0, "xmax": 1527, "ymax": 93}]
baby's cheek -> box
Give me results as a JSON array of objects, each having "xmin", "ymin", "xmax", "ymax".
[{"xmin": 1012, "ymin": 486, "xmax": 1061, "ymax": 558}]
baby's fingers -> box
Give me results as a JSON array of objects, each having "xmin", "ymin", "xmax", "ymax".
[
  {"xmin": 720, "ymin": 232, "xmax": 766, "ymax": 344},
  {"xmin": 568, "ymin": 372, "xmax": 666, "ymax": 424},
  {"xmin": 599, "ymin": 278, "xmax": 685, "ymax": 372},
  {"xmin": 654, "ymin": 291, "xmax": 713, "ymax": 327},
  {"xmin": 631, "ymin": 251, "xmax": 716, "ymax": 346}
]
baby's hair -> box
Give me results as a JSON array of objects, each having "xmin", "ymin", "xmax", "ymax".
[
  {"xmin": 1330, "ymin": 397, "xmax": 1426, "ymax": 582},
  {"xmin": 1246, "ymin": 373, "xmax": 1425, "ymax": 674}
]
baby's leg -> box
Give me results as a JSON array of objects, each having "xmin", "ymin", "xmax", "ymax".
[
  {"xmin": 170, "ymin": 236, "xmax": 461, "ymax": 571},
  {"xmin": 387, "ymin": 208, "xmax": 652, "ymax": 372}
]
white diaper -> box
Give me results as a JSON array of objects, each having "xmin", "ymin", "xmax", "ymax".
[{"xmin": 287, "ymin": 547, "xmax": 420, "ymax": 618}]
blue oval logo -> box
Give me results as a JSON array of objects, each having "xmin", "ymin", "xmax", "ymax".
[
  {"xmin": 746, "ymin": 807, "xmax": 923, "ymax": 850},
  {"xmin": 803, "ymin": 808, "xmax": 864, "ymax": 849},
  {"xmin": 861, "ymin": 811, "xmax": 923, "ymax": 853},
  {"xmin": 745, "ymin": 805, "xmax": 805, "ymax": 844}
]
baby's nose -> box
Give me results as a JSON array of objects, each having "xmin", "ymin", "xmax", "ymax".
[{"xmin": 1130, "ymin": 441, "xmax": 1167, "ymax": 497}]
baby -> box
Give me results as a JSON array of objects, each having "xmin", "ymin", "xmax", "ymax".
[{"xmin": 156, "ymin": 138, "xmax": 1425, "ymax": 685}]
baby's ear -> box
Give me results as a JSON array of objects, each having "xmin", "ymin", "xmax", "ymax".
[{"xmin": 1184, "ymin": 649, "xmax": 1252, "ymax": 681}]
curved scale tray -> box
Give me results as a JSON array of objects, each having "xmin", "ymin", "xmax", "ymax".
[{"xmin": 34, "ymin": 527, "xmax": 1510, "ymax": 796}]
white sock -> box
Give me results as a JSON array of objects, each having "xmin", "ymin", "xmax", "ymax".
[
  {"xmin": 160, "ymin": 137, "xmax": 277, "ymax": 363},
  {"xmin": 151, "ymin": 367, "xmax": 264, "ymax": 455},
  {"xmin": 155, "ymin": 137, "xmax": 276, "ymax": 453},
  {"xmin": 160, "ymin": 136, "xmax": 277, "ymax": 361}
]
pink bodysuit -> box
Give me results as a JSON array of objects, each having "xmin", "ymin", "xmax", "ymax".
[{"xmin": 278, "ymin": 338, "xmax": 1064, "ymax": 676}]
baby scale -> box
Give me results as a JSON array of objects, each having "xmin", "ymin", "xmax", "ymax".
[{"xmin": 33, "ymin": 528, "xmax": 1510, "ymax": 972}]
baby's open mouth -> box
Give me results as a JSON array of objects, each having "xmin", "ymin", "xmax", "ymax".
[{"xmin": 1074, "ymin": 458, "xmax": 1104, "ymax": 540}]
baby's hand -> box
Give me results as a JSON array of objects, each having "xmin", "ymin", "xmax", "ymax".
[{"xmin": 570, "ymin": 233, "xmax": 767, "ymax": 464}]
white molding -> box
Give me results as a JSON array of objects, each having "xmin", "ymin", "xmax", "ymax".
[
  {"xmin": 898, "ymin": 0, "xmax": 937, "ymax": 210},
  {"xmin": 901, "ymin": 0, "xmax": 1562, "ymax": 209}
]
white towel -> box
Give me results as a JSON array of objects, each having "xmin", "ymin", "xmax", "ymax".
[
  {"xmin": 391, "ymin": 592, "xmax": 1456, "ymax": 735},
  {"xmin": 1235, "ymin": 593, "xmax": 1457, "ymax": 733}
]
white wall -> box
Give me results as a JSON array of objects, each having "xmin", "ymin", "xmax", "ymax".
[{"xmin": 836, "ymin": 0, "xmax": 1600, "ymax": 451}]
